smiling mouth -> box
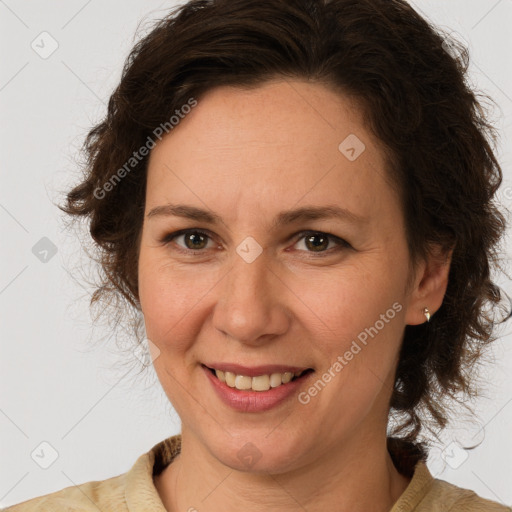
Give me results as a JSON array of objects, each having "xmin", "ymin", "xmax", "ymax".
[{"xmin": 203, "ymin": 365, "xmax": 314, "ymax": 392}]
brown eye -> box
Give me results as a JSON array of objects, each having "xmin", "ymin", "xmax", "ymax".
[
  {"xmin": 293, "ymin": 231, "xmax": 351, "ymax": 255},
  {"xmin": 161, "ymin": 229, "xmax": 215, "ymax": 253},
  {"xmin": 304, "ymin": 233, "xmax": 329, "ymax": 252},
  {"xmin": 183, "ymin": 231, "xmax": 209, "ymax": 250}
]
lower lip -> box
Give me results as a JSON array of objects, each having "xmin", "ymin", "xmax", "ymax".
[{"xmin": 203, "ymin": 365, "xmax": 313, "ymax": 413}]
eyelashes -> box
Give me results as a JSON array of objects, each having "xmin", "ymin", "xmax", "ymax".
[{"xmin": 159, "ymin": 228, "xmax": 352, "ymax": 257}]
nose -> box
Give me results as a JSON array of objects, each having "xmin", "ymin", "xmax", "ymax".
[{"xmin": 212, "ymin": 247, "xmax": 290, "ymax": 345}]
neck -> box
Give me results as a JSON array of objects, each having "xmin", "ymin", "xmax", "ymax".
[{"xmin": 155, "ymin": 427, "xmax": 412, "ymax": 512}]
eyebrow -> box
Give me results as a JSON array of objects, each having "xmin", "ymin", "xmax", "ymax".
[{"xmin": 146, "ymin": 203, "xmax": 369, "ymax": 229}]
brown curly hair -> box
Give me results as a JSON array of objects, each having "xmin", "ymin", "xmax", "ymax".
[{"xmin": 58, "ymin": 0, "xmax": 508, "ymax": 462}]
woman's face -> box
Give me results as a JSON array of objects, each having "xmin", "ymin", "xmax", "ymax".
[{"xmin": 138, "ymin": 79, "xmax": 428, "ymax": 472}]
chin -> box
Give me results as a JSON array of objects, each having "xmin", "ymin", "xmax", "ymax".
[{"xmin": 202, "ymin": 426, "xmax": 309, "ymax": 474}]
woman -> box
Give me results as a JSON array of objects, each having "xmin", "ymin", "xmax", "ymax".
[{"xmin": 6, "ymin": 0, "xmax": 510, "ymax": 510}]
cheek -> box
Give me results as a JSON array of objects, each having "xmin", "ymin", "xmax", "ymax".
[
  {"xmin": 295, "ymin": 266, "xmax": 405, "ymax": 420},
  {"xmin": 292, "ymin": 259, "xmax": 406, "ymax": 388},
  {"xmin": 298, "ymin": 261, "xmax": 402, "ymax": 334},
  {"xmin": 138, "ymin": 260, "xmax": 204, "ymax": 407},
  {"xmin": 138, "ymin": 255, "xmax": 219, "ymax": 353}
]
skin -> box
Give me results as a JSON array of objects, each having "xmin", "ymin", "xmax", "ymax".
[{"xmin": 138, "ymin": 79, "xmax": 452, "ymax": 512}]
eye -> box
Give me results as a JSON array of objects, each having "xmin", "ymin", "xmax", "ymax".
[
  {"xmin": 160, "ymin": 229, "xmax": 217, "ymax": 254},
  {"xmin": 159, "ymin": 228, "xmax": 351, "ymax": 256},
  {"xmin": 291, "ymin": 230, "xmax": 351, "ymax": 256}
]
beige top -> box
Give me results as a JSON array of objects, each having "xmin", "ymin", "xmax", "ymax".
[{"xmin": 4, "ymin": 434, "xmax": 510, "ymax": 511}]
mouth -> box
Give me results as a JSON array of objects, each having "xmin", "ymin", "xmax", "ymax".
[{"xmin": 202, "ymin": 364, "xmax": 314, "ymax": 392}]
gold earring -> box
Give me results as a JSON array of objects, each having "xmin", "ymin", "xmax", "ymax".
[{"xmin": 423, "ymin": 307, "xmax": 430, "ymax": 323}]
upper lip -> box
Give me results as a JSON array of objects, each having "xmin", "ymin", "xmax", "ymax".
[{"xmin": 203, "ymin": 362, "xmax": 312, "ymax": 377}]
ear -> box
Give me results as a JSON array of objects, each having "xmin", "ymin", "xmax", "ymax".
[{"xmin": 404, "ymin": 244, "xmax": 454, "ymax": 326}]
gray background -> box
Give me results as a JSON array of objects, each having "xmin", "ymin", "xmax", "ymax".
[{"xmin": 1, "ymin": 0, "xmax": 511, "ymax": 508}]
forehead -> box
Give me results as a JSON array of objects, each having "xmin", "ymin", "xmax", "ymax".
[{"xmin": 145, "ymin": 79, "xmax": 399, "ymax": 229}]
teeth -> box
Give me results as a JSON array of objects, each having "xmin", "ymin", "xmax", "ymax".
[
  {"xmin": 234, "ymin": 375, "xmax": 252, "ymax": 390},
  {"xmin": 225, "ymin": 371, "xmax": 236, "ymax": 387},
  {"xmin": 215, "ymin": 369, "xmax": 306, "ymax": 391},
  {"xmin": 269, "ymin": 373, "xmax": 282, "ymax": 388},
  {"xmin": 252, "ymin": 374, "xmax": 270, "ymax": 391},
  {"xmin": 282, "ymin": 372, "xmax": 293, "ymax": 384}
]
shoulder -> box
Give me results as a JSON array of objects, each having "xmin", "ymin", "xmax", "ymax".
[
  {"xmin": 425, "ymin": 477, "xmax": 511, "ymax": 512},
  {"xmin": 393, "ymin": 460, "xmax": 510, "ymax": 512},
  {"xmin": 2, "ymin": 435, "xmax": 181, "ymax": 512},
  {"xmin": 2, "ymin": 472, "xmax": 127, "ymax": 512},
  {"xmin": 388, "ymin": 439, "xmax": 510, "ymax": 512}
]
